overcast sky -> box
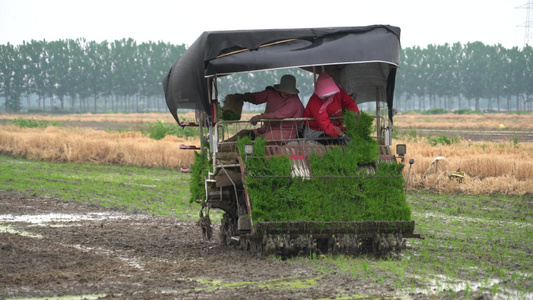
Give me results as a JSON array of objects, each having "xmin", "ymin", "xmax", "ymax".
[{"xmin": 0, "ymin": 0, "xmax": 529, "ymax": 49}]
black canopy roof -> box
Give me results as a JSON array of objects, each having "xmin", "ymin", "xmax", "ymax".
[{"xmin": 163, "ymin": 25, "xmax": 401, "ymax": 125}]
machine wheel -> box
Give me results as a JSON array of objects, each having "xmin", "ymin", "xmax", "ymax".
[
  {"xmin": 220, "ymin": 212, "xmax": 238, "ymax": 247},
  {"xmin": 198, "ymin": 208, "xmax": 212, "ymax": 240}
]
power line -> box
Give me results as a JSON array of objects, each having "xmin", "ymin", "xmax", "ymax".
[{"xmin": 517, "ymin": 0, "xmax": 533, "ymax": 46}]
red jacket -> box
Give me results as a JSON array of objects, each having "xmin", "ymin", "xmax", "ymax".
[
  {"xmin": 304, "ymin": 89, "xmax": 360, "ymax": 137},
  {"xmin": 250, "ymin": 89, "xmax": 304, "ymax": 140}
]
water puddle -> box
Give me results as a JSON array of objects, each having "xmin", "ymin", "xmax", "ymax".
[
  {"xmin": 5, "ymin": 276, "xmax": 414, "ymax": 300},
  {"xmin": 196, "ymin": 276, "xmax": 319, "ymax": 290},
  {"xmin": 7, "ymin": 295, "xmax": 106, "ymax": 300},
  {"xmin": 0, "ymin": 224, "xmax": 43, "ymax": 238},
  {"xmin": 0, "ymin": 212, "xmax": 162, "ymax": 271},
  {"xmin": 413, "ymin": 211, "xmax": 533, "ymax": 228},
  {"xmin": 409, "ymin": 273, "xmax": 532, "ymax": 299},
  {"xmin": 0, "ymin": 212, "xmax": 134, "ymax": 225}
]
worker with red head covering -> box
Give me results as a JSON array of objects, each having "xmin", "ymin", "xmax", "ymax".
[{"xmin": 303, "ymin": 72, "xmax": 360, "ymax": 142}]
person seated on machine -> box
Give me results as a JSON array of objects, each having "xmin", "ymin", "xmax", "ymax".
[
  {"xmin": 225, "ymin": 74, "xmax": 304, "ymax": 144},
  {"xmin": 303, "ymin": 72, "xmax": 360, "ymax": 145}
]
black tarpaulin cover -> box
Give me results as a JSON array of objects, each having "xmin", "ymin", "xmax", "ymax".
[{"xmin": 162, "ymin": 25, "xmax": 401, "ymax": 125}]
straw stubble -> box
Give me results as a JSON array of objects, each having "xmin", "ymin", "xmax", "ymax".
[{"xmin": 0, "ymin": 125, "xmax": 196, "ymax": 168}]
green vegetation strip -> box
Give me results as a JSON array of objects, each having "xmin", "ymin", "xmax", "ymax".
[
  {"xmin": 11, "ymin": 117, "xmax": 61, "ymax": 128},
  {"xmin": 146, "ymin": 119, "xmax": 199, "ymax": 140},
  {"xmin": 304, "ymin": 192, "xmax": 533, "ymax": 299},
  {"xmin": 0, "ymin": 154, "xmax": 196, "ymax": 219},
  {"xmin": 237, "ymin": 111, "xmax": 410, "ymax": 223}
]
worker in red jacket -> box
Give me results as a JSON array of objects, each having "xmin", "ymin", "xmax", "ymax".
[
  {"xmin": 247, "ymin": 75, "xmax": 304, "ymax": 141},
  {"xmin": 303, "ymin": 72, "xmax": 360, "ymax": 143},
  {"xmin": 223, "ymin": 74, "xmax": 304, "ymax": 145}
]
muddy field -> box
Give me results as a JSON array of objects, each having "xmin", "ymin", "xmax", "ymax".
[
  {"xmin": 414, "ymin": 129, "xmax": 533, "ymax": 143},
  {"xmin": 0, "ymin": 192, "xmax": 433, "ymax": 300},
  {"xmin": 1, "ymin": 113, "xmax": 531, "ymax": 299}
]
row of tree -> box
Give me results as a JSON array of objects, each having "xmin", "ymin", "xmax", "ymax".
[
  {"xmin": 0, "ymin": 38, "xmax": 185, "ymax": 113},
  {"xmin": 0, "ymin": 39, "xmax": 532, "ymax": 113},
  {"xmin": 396, "ymin": 42, "xmax": 533, "ymax": 111}
]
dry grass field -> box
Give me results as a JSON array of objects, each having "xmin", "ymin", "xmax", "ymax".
[
  {"xmin": 395, "ymin": 138, "xmax": 533, "ymax": 195},
  {"xmin": 393, "ymin": 112, "xmax": 533, "ymax": 131},
  {"xmin": 0, "ymin": 124, "xmax": 198, "ymax": 169},
  {"xmin": 1, "ymin": 112, "xmax": 532, "ymax": 195},
  {"xmin": 0, "ymin": 112, "xmax": 178, "ymax": 124}
]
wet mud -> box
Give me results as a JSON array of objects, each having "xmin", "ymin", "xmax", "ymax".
[{"xmin": 0, "ymin": 192, "xmax": 430, "ymax": 300}]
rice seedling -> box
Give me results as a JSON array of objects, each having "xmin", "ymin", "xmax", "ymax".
[
  {"xmin": 0, "ymin": 154, "xmax": 198, "ymax": 219},
  {"xmin": 407, "ymin": 127, "xmax": 418, "ymax": 140},
  {"xmin": 146, "ymin": 119, "xmax": 199, "ymax": 140},
  {"xmin": 299, "ymin": 191, "xmax": 533, "ymax": 299},
  {"xmin": 11, "ymin": 117, "xmax": 61, "ymax": 128},
  {"xmin": 231, "ymin": 112, "xmax": 410, "ymax": 223},
  {"xmin": 511, "ymin": 133, "xmax": 520, "ymax": 148},
  {"xmin": 426, "ymin": 135, "xmax": 461, "ymax": 146}
]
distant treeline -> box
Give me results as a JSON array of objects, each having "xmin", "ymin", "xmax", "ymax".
[
  {"xmin": 0, "ymin": 39, "xmax": 532, "ymax": 113},
  {"xmin": 0, "ymin": 38, "xmax": 186, "ymax": 113},
  {"xmin": 396, "ymin": 43, "xmax": 533, "ymax": 112}
]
